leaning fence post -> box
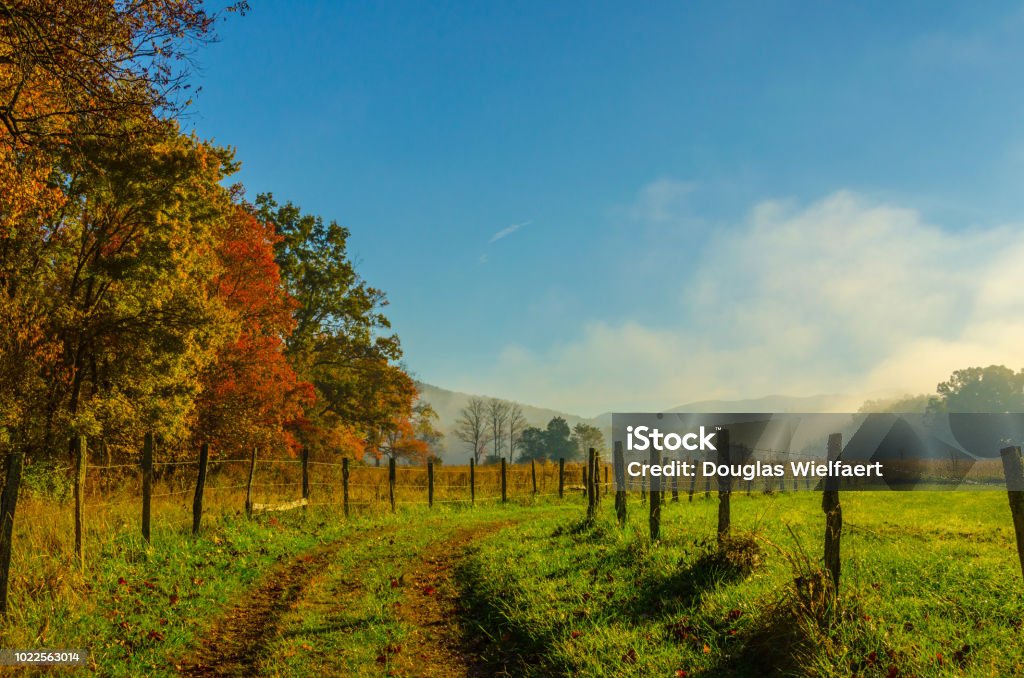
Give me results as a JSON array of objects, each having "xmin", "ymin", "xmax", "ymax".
[
  {"xmin": 501, "ymin": 458, "xmax": 507, "ymax": 504},
  {"xmin": 342, "ymin": 457, "xmax": 350, "ymax": 517},
  {"xmin": 614, "ymin": 441, "xmax": 627, "ymax": 526},
  {"xmin": 389, "ymin": 457, "xmax": 396, "ymax": 513},
  {"xmin": 192, "ymin": 442, "xmax": 209, "ymax": 535},
  {"xmin": 717, "ymin": 429, "xmax": 731, "ymax": 544},
  {"xmin": 73, "ymin": 435, "xmax": 87, "ymax": 568},
  {"xmin": 0, "ymin": 446, "xmax": 25, "ymax": 617},
  {"xmin": 558, "ymin": 457, "xmax": 564, "ymax": 498},
  {"xmin": 141, "ymin": 432, "xmax": 153, "ymax": 543},
  {"xmin": 823, "ymin": 433, "xmax": 843, "ymax": 595},
  {"xmin": 301, "ymin": 447, "xmax": 310, "ymax": 510},
  {"xmin": 649, "ymin": 446, "xmax": 661, "ymax": 541},
  {"xmin": 470, "ymin": 457, "xmax": 476, "ymax": 505},
  {"xmin": 531, "ymin": 459, "xmax": 537, "ymax": 496},
  {"xmin": 428, "ymin": 460, "xmax": 434, "ymax": 508},
  {"xmin": 245, "ymin": 447, "xmax": 257, "ymax": 517},
  {"xmin": 999, "ymin": 445, "xmax": 1024, "ymax": 582}
]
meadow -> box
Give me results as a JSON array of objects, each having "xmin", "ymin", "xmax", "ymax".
[{"xmin": 0, "ymin": 459, "xmax": 1022, "ymax": 677}]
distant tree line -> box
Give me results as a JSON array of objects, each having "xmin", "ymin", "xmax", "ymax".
[{"xmin": 452, "ymin": 397, "xmax": 605, "ymax": 464}]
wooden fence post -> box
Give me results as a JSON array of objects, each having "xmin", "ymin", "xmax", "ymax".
[
  {"xmin": 614, "ymin": 441, "xmax": 627, "ymax": 526},
  {"xmin": 604, "ymin": 464, "xmax": 609, "ymax": 498},
  {"xmin": 999, "ymin": 445, "xmax": 1024, "ymax": 582},
  {"xmin": 649, "ymin": 446, "xmax": 661, "ymax": 541},
  {"xmin": 73, "ymin": 435, "xmax": 87, "ymax": 568},
  {"xmin": 470, "ymin": 457, "xmax": 476, "ymax": 505},
  {"xmin": 688, "ymin": 456, "xmax": 696, "ymax": 502},
  {"xmin": 558, "ymin": 458, "xmax": 564, "ymax": 498},
  {"xmin": 717, "ymin": 429, "xmax": 731, "ymax": 544},
  {"xmin": 587, "ymin": 448, "xmax": 597, "ymax": 520},
  {"xmin": 641, "ymin": 476, "xmax": 646, "ymax": 504},
  {"xmin": 501, "ymin": 458, "xmax": 507, "ymax": 504},
  {"xmin": 192, "ymin": 442, "xmax": 209, "ymax": 535},
  {"xmin": 671, "ymin": 460, "xmax": 679, "ymax": 502},
  {"xmin": 823, "ymin": 433, "xmax": 843, "ymax": 595},
  {"xmin": 582, "ymin": 465, "xmax": 588, "ymax": 498},
  {"xmin": 245, "ymin": 447, "xmax": 257, "ymax": 517},
  {"xmin": 342, "ymin": 457, "xmax": 350, "ymax": 518},
  {"xmin": 0, "ymin": 447, "xmax": 25, "ymax": 617},
  {"xmin": 389, "ymin": 457, "xmax": 396, "ymax": 513},
  {"xmin": 428, "ymin": 460, "xmax": 434, "ymax": 508},
  {"xmin": 531, "ymin": 459, "xmax": 537, "ymax": 496},
  {"xmin": 301, "ymin": 447, "xmax": 310, "ymax": 510},
  {"xmin": 141, "ymin": 432, "xmax": 153, "ymax": 543}
]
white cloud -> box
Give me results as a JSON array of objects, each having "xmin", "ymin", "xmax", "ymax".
[
  {"xmin": 458, "ymin": 190, "xmax": 1024, "ymax": 416},
  {"xmin": 489, "ymin": 220, "xmax": 532, "ymax": 243}
]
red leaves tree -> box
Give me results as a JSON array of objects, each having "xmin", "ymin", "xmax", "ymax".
[{"xmin": 196, "ymin": 206, "xmax": 313, "ymax": 456}]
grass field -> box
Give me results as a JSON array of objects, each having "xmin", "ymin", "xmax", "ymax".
[{"xmin": 0, "ymin": 470, "xmax": 1022, "ymax": 676}]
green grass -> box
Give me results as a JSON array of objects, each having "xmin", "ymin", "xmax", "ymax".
[
  {"xmin": 456, "ymin": 492, "xmax": 1024, "ymax": 677},
  {"xmin": 1, "ymin": 491, "xmax": 1022, "ymax": 676}
]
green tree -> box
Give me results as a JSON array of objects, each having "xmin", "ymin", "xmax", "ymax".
[
  {"xmin": 571, "ymin": 422, "xmax": 606, "ymax": 457},
  {"xmin": 254, "ymin": 194, "xmax": 407, "ymax": 455},
  {"xmin": 929, "ymin": 365, "xmax": 1024, "ymax": 413},
  {"xmin": 517, "ymin": 426, "xmax": 547, "ymax": 462},
  {"xmin": 545, "ymin": 417, "xmax": 578, "ymax": 461}
]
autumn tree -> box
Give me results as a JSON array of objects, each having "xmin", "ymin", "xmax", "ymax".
[
  {"xmin": 254, "ymin": 194, "xmax": 407, "ymax": 457},
  {"xmin": 195, "ymin": 205, "xmax": 315, "ymax": 456}
]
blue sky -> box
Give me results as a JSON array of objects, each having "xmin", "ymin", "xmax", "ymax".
[{"xmin": 189, "ymin": 1, "xmax": 1024, "ymax": 415}]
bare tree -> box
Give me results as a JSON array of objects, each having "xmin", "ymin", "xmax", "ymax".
[
  {"xmin": 453, "ymin": 397, "xmax": 490, "ymax": 464},
  {"xmin": 487, "ymin": 398, "xmax": 511, "ymax": 462},
  {"xmin": 507, "ymin": 403, "xmax": 526, "ymax": 464}
]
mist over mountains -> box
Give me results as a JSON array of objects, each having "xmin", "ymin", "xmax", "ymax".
[{"xmin": 416, "ymin": 382, "xmax": 861, "ymax": 463}]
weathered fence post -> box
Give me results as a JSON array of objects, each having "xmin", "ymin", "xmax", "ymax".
[
  {"xmin": 141, "ymin": 432, "xmax": 153, "ymax": 543},
  {"xmin": 649, "ymin": 446, "xmax": 661, "ymax": 541},
  {"xmin": 0, "ymin": 446, "xmax": 25, "ymax": 617},
  {"xmin": 73, "ymin": 435, "xmax": 87, "ymax": 568},
  {"xmin": 717, "ymin": 429, "xmax": 731, "ymax": 544},
  {"xmin": 582, "ymin": 465, "xmax": 588, "ymax": 498},
  {"xmin": 342, "ymin": 457, "xmax": 350, "ymax": 517},
  {"xmin": 999, "ymin": 445, "xmax": 1024, "ymax": 582},
  {"xmin": 688, "ymin": 456, "xmax": 696, "ymax": 502},
  {"xmin": 671, "ymin": 460, "xmax": 679, "ymax": 502},
  {"xmin": 641, "ymin": 476, "xmax": 646, "ymax": 504},
  {"xmin": 823, "ymin": 433, "xmax": 843, "ymax": 595},
  {"xmin": 427, "ymin": 460, "xmax": 434, "ymax": 508},
  {"xmin": 389, "ymin": 457, "xmax": 396, "ymax": 513},
  {"xmin": 614, "ymin": 441, "xmax": 627, "ymax": 526},
  {"xmin": 604, "ymin": 464, "xmax": 609, "ymax": 498},
  {"xmin": 301, "ymin": 447, "xmax": 310, "ymax": 510},
  {"xmin": 587, "ymin": 448, "xmax": 597, "ymax": 520},
  {"xmin": 245, "ymin": 447, "xmax": 257, "ymax": 517},
  {"xmin": 531, "ymin": 459, "xmax": 537, "ymax": 496},
  {"xmin": 501, "ymin": 458, "xmax": 507, "ymax": 504},
  {"xmin": 558, "ymin": 458, "xmax": 564, "ymax": 498},
  {"xmin": 192, "ymin": 442, "xmax": 209, "ymax": 535},
  {"xmin": 470, "ymin": 457, "xmax": 476, "ymax": 505}
]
